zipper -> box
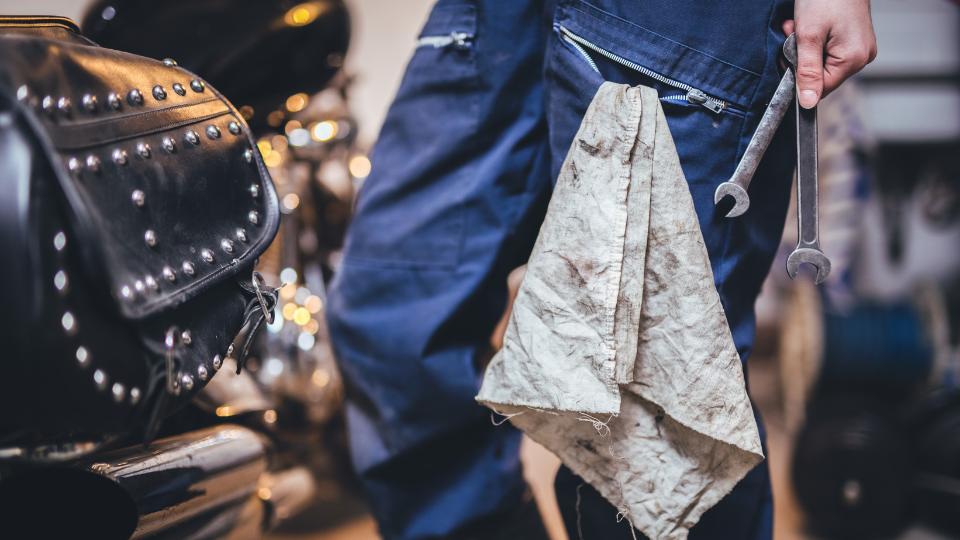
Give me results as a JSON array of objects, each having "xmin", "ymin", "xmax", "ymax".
[
  {"xmin": 559, "ymin": 25, "xmax": 729, "ymax": 115},
  {"xmin": 416, "ymin": 31, "xmax": 473, "ymax": 50}
]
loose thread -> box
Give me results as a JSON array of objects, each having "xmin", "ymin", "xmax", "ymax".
[{"xmin": 489, "ymin": 409, "xmax": 525, "ymax": 426}]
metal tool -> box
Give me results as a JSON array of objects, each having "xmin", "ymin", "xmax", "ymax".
[
  {"xmin": 714, "ymin": 34, "xmax": 797, "ymax": 217},
  {"xmin": 784, "ymin": 37, "xmax": 831, "ymax": 283}
]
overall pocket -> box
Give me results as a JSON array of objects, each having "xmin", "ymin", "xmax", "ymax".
[{"xmin": 345, "ymin": 1, "xmax": 480, "ymax": 269}]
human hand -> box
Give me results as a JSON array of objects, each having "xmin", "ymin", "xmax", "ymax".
[
  {"xmin": 783, "ymin": 0, "xmax": 877, "ymax": 108},
  {"xmin": 489, "ymin": 265, "xmax": 527, "ymax": 351}
]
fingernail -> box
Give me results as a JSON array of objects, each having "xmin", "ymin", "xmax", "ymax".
[{"xmin": 799, "ymin": 90, "xmax": 819, "ymax": 109}]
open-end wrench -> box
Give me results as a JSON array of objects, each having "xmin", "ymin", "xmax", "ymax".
[
  {"xmin": 785, "ymin": 39, "xmax": 831, "ymax": 284},
  {"xmin": 714, "ymin": 34, "xmax": 797, "ymax": 218}
]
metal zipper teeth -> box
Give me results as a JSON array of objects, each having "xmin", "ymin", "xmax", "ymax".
[
  {"xmin": 558, "ymin": 25, "xmax": 727, "ymax": 114},
  {"xmin": 416, "ymin": 31, "xmax": 473, "ymax": 49}
]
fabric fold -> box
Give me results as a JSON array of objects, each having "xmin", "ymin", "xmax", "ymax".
[{"xmin": 476, "ymin": 82, "xmax": 763, "ymax": 539}]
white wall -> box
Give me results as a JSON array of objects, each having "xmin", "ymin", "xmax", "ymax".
[{"xmin": 0, "ymin": 0, "xmax": 434, "ymax": 144}]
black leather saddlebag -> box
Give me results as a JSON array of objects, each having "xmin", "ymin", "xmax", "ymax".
[{"xmin": 0, "ymin": 17, "xmax": 280, "ymax": 444}]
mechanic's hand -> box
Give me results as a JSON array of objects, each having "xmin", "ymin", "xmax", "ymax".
[
  {"xmin": 490, "ymin": 265, "xmax": 527, "ymax": 351},
  {"xmin": 784, "ymin": 0, "xmax": 877, "ymax": 109}
]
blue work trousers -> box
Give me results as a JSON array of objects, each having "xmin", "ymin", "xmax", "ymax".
[{"xmin": 327, "ymin": 1, "xmax": 795, "ymax": 538}]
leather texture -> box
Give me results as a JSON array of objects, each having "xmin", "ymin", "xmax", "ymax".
[{"xmin": 0, "ymin": 16, "xmax": 280, "ymax": 445}]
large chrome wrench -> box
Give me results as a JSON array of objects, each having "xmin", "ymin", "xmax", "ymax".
[
  {"xmin": 714, "ymin": 34, "xmax": 797, "ymax": 217},
  {"xmin": 785, "ymin": 40, "xmax": 831, "ymax": 284}
]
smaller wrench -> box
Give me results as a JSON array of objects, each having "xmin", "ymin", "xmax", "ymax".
[
  {"xmin": 714, "ymin": 34, "xmax": 797, "ymax": 218},
  {"xmin": 785, "ymin": 37, "xmax": 831, "ymax": 284}
]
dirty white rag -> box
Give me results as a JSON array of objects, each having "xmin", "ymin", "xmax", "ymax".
[{"xmin": 476, "ymin": 83, "xmax": 764, "ymax": 539}]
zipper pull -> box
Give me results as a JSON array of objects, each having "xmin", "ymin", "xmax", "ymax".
[
  {"xmin": 686, "ymin": 89, "xmax": 726, "ymax": 114},
  {"xmin": 450, "ymin": 31, "xmax": 472, "ymax": 49}
]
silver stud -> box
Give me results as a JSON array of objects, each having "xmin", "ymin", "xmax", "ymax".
[
  {"xmin": 54, "ymin": 270, "xmax": 68, "ymax": 293},
  {"xmin": 170, "ymin": 376, "xmax": 181, "ymax": 395},
  {"xmin": 75, "ymin": 346, "xmax": 90, "ymax": 367},
  {"xmin": 85, "ymin": 155, "xmax": 101, "ymax": 172},
  {"xmin": 111, "ymin": 382, "xmax": 126, "ymax": 402},
  {"xmin": 162, "ymin": 57, "xmax": 177, "ymax": 66},
  {"xmin": 16, "ymin": 85, "xmax": 30, "ymax": 102},
  {"xmin": 67, "ymin": 157, "xmax": 82, "ymax": 173},
  {"xmin": 113, "ymin": 148, "xmax": 129, "ymax": 165},
  {"xmin": 134, "ymin": 279, "xmax": 145, "ymax": 293},
  {"xmin": 220, "ymin": 239, "xmax": 234, "ymax": 253},
  {"xmin": 57, "ymin": 96, "xmax": 72, "ymax": 116},
  {"xmin": 120, "ymin": 285, "xmax": 133, "ymax": 299},
  {"xmin": 212, "ymin": 354, "xmax": 223, "ymax": 371},
  {"xmin": 205, "ymin": 125, "xmax": 221, "ymax": 139},
  {"xmin": 190, "ymin": 79, "xmax": 205, "ymax": 93},
  {"xmin": 107, "ymin": 92, "xmax": 122, "ymax": 110},
  {"xmin": 42, "ymin": 95, "xmax": 55, "ymax": 115},
  {"xmin": 162, "ymin": 265, "xmax": 177, "ymax": 282},
  {"xmin": 62, "ymin": 311, "xmax": 77, "ymax": 334},
  {"xmin": 144, "ymin": 229, "xmax": 157, "ymax": 248},
  {"xmin": 197, "ymin": 364, "xmax": 209, "ymax": 381},
  {"xmin": 131, "ymin": 189, "xmax": 145, "ymax": 207},
  {"xmin": 129, "ymin": 387, "xmax": 141, "ymax": 405},
  {"xmin": 180, "ymin": 330, "xmax": 192, "ymax": 345},
  {"xmin": 200, "ymin": 248, "xmax": 215, "ymax": 263},
  {"xmin": 161, "ymin": 136, "xmax": 176, "ymax": 153},
  {"xmin": 145, "ymin": 275, "xmax": 159, "ymax": 291},
  {"xmin": 236, "ymin": 228, "xmax": 248, "ymax": 243},
  {"xmin": 128, "ymin": 88, "xmax": 144, "ymax": 105},
  {"xmin": 228, "ymin": 121, "xmax": 241, "ymax": 135},
  {"xmin": 184, "ymin": 130, "xmax": 200, "ymax": 145},
  {"xmin": 227, "ymin": 343, "xmax": 235, "ymax": 356},
  {"xmin": 249, "ymin": 184, "xmax": 260, "ymax": 198},
  {"xmin": 93, "ymin": 369, "xmax": 108, "ymax": 390},
  {"xmin": 172, "ymin": 83, "xmax": 186, "ymax": 96},
  {"xmin": 81, "ymin": 94, "xmax": 98, "ymax": 112},
  {"xmin": 137, "ymin": 142, "xmax": 151, "ymax": 158},
  {"xmin": 243, "ymin": 149, "xmax": 254, "ymax": 163},
  {"xmin": 248, "ymin": 210, "xmax": 260, "ymax": 225},
  {"xmin": 180, "ymin": 373, "xmax": 195, "ymax": 391},
  {"xmin": 182, "ymin": 261, "xmax": 196, "ymax": 276},
  {"xmin": 53, "ymin": 231, "xmax": 67, "ymax": 251},
  {"xmin": 152, "ymin": 85, "xmax": 167, "ymax": 100}
]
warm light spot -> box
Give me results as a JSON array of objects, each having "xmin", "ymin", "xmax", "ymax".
[
  {"xmin": 267, "ymin": 110, "xmax": 285, "ymax": 127},
  {"xmin": 257, "ymin": 139, "xmax": 272, "ymax": 155},
  {"xmin": 293, "ymin": 307, "xmax": 311, "ymax": 326},
  {"xmin": 263, "ymin": 409, "xmax": 278, "ymax": 424},
  {"xmin": 263, "ymin": 150, "xmax": 283, "ymax": 168},
  {"xmin": 285, "ymin": 92, "xmax": 309, "ymax": 113},
  {"xmin": 215, "ymin": 406, "xmax": 234, "ymax": 417},
  {"xmin": 311, "ymin": 120, "xmax": 337, "ymax": 142},
  {"xmin": 280, "ymin": 282, "xmax": 297, "ymax": 300},
  {"xmin": 284, "ymin": 120, "xmax": 302, "ymax": 135},
  {"xmin": 304, "ymin": 294, "xmax": 324, "ymax": 314},
  {"xmin": 312, "ymin": 369, "xmax": 330, "ymax": 387},
  {"xmin": 283, "ymin": 2, "xmax": 326, "ymax": 27},
  {"xmin": 304, "ymin": 319, "xmax": 320, "ymax": 335},
  {"xmin": 258, "ymin": 487, "xmax": 272, "ymax": 500},
  {"xmin": 271, "ymin": 134, "xmax": 289, "ymax": 152},
  {"xmin": 282, "ymin": 302, "xmax": 298, "ymax": 320},
  {"xmin": 282, "ymin": 193, "xmax": 301, "ymax": 212},
  {"xmin": 349, "ymin": 155, "xmax": 372, "ymax": 178}
]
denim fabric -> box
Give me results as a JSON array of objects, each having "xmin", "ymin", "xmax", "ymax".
[{"xmin": 326, "ymin": 1, "xmax": 794, "ymax": 538}]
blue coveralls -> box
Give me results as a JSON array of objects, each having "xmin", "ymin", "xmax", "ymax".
[{"xmin": 326, "ymin": 1, "xmax": 796, "ymax": 538}]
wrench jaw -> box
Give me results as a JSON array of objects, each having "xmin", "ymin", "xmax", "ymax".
[
  {"xmin": 786, "ymin": 247, "xmax": 832, "ymax": 284},
  {"xmin": 714, "ymin": 182, "xmax": 750, "ymax": 218}
]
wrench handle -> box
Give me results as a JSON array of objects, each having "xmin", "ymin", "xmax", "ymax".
[
  {"xmin": 729, "ymin": 68, "xmax": 795, "ymax": 191},
  {"xmin": 795, "ymin": 98, "xmax": 819, "ymax": 248}
]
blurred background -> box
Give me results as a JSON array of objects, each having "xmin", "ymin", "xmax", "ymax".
[{"xmin": 2, "ymin": 1, "xmax": 958, "ymax": 539}]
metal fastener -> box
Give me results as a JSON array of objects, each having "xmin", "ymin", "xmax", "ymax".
[
  {"xmin": 67, "ymin": 157, "xmax": 82, "ymax": 173},
  {"xmin": 220, "ymin": 239, "xmax": 234, "ymax": 253},
  {"xmin": 54, "ymin": 270, "xmax": 68, "ymax": 293},
  {"xmin": 130, "ymin": 387, "xmax": 141, "ymax": 405},
  {"xmin": 131, "ymin": 189, "xmax": 145, "ymax": 207},
  {"xmin": 152, "ymin": 85, "xmax": 167, "ymax": 100},
  {"xmin": 134, "ymin": 279, "xmax": 145, "ymax": 293},
  {"xmin": 145, "ymin": 275, "xmax": 159, "ymax": 291},
  {"xmin": 53, "ymin": 231, "xmax": 66, "ymax": 251},
  {"xmin": 200, "ymin": 248, "xmax": 215, "ymax": 263},
  {"xmin": 128, "ymin": 88, "xmax": 144, "ymax": 105},
  {"xmin": 76, "ymin": 346, "xmax": 90, "ymax": 367},
  {"xmin": 180, "ymin": 373, "xmax": 194, "ymax": 391},
  {"xmin": 57, "ymin": 96, "xmax": 72, "ymax": 115},
  {"xmin": 206, "ymin": 125, "xmax": 221, "ymax": 139},
  {"xmin": 228, "ymin": 121, "xmax": 241, "ymax": 135},
  {"xmin": 85, "ymin": 155, "xmax": 101, "ymax": 172},
  {"xmin": 113, "ymin": 148, "xmax": 129, "ymax": 165},
  {"xmin": 212, "ymin": 354, "xmax": 223, "ymax": 371},
  {"xmin": 190, "ymin": 79, "xmax": 205, "ymax": 93},
  {"xmin": 61, "ymin": 311, "xmax": 77, "ymax": 334},
  {"xmin": 172, "ymin": 83, "xmax": 186, "ymax": 96},
  {"xmin": 236, "ymin": 228, "xmax": 248, "ymax": 243},
  {"xmin": 181, "ymin": 330, "xmax": 192, "ymax": 345},
  {"xmin": 107, "ymin": 92, "xmax": 122, "ymax": 110},
  {"xmin": 162, "ymin": 265, "xmax": 177, "ymax": 282},
  {"xmin": 197, "ymin": 364, "xmax": 209, "ymax": 381},
  {"xmin": 184, "ymin": 130, "xmax": 200, "ymax": 145},
  {"xmin": 81, "ymin": 94, "xmax": 98, "ymax": 112},
  {"xmin": 111, "ymin": 382, "xmax": 126, "ymax": 402},
  {"xmin": 42, "ymin": 95, "xmax": 55, "ymax": 115},
  {"xmin": 162, "ymin": 136, "xmax": 176, "ymax": 153},
  {"xmin": 120, "ymin": 285, "xmax": 132, "ymax": 299},
  {"xmin": 93, "ymin": 369, "xmax": 108, "ymax": 390},
  {"xmin": 248, "ymin": 210, "xmax": 260, "ymax": 225},
  {"xmin": 249, "ymin": 184, "xmax": 260, "ymax": 198},
  {"xmin": 144, "ymin": 229, "xmax": 157, "ymax": 247},
  {"xmin": 137, "ymin": 142, "xmax": 151, "ymax": 158},
  {"xmin": 182, "ymin": 261, "xmax": 196, "ymax": 276},
  {"xmin": 243, "ymin": 149, "xmax": 254, "ymax": 163},
  {"xmin": 162, "ymin": 58, "xmax": 177, "ymax": 66}
]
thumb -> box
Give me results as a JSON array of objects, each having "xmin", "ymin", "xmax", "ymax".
[{"xmin": 795, "ymin": 31, "xmax": 825, "ymax": 108}]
